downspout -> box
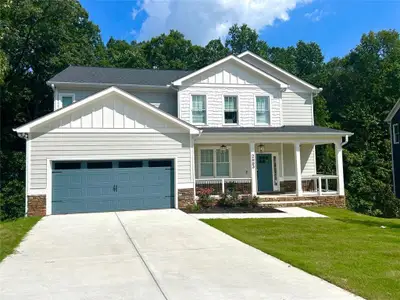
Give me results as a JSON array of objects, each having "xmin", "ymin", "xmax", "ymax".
[{"xmin": 341, "ymin": 135, "xmax": 349, "ymax": 146}]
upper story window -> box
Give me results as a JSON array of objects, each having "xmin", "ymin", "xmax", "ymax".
[
  {"xmin": 224, "ymin": 96, "xmax": 238, "ymax": 124},
  {"xmin": 192, "ymin": 95, "xmax": 206, "ymax": 124},
  {"xmin": 60, "ymin": 93, "xmax": 75, "ymax": 108},
  {"xmin": 393, "ymin": 123, "xmax": 399, "ymax": 144},
  {"xmin": 255, "ymin": 96, "xmax": 270, "ymax": 124}
]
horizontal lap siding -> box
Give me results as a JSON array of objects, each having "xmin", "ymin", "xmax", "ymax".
[
  {"xmin": 283, "ymin": 144, "xmax": 316, "ymax": 177},
  {"xmin": 29, "ymin": 133, "xmax": 191, "ymax": 190},
  {"xmin": 282, "ymin": 91, "xmax": 313, "ymax": 125}
]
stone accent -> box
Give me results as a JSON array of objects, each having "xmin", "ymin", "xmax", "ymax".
[
  {"xmin": 27, "ymin": 195, "xmax": 46, "ymax": 216},
  {"xmin": 178, "ymin": 188, "xmax": 195, "ymax": 208},
  {"xmin": 259, "ymin": 195, "xmax": 346, "ymax": 208},
  {"xmin": 280, "ymin": 180, "xmax": 315, "ymax": 193},
  {"xmin": 224, "ymin": 182, "xmax": 251, "ymax": 194}
]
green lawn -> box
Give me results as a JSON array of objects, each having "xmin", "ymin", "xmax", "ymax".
[
  {"xmin": 203, "ymin": 208, "xmax": 400, "ymax": 300},
  {"xmin": 0, "ymin": 217, "xmax": 41, "ymax": 262}
]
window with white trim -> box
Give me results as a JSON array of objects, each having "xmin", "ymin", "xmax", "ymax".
[
  {"xmin": 393, "ymin": 123, "xmax": 399, "ymax": 144},
  {"xmin": 199, "ymin": 148, "xmax": 231, "ymax": 177},
  {"xmin": 60, "ymin": 94, "xmax": 75, "ymax": 108},
  {"xmin": 255, "ymin": 96, "xmax": 270, "ymax": 124},
  {"xmin": 192, "ymin": 95, "xmax": 206, "ymax": 124},
  {"xmin": 224, "ymin": 96, "xmax": 238, "ymax": 124}
]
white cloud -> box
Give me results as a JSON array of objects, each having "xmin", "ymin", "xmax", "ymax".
[
  {"xmin": 304, "ymin": 9, "xmax": 326, "ymax": 22},
  {"xmin": 133, "ymin": 0, "xmax": 313, "ymax": 45}
]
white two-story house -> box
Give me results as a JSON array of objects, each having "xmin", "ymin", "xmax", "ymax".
[{"xmin": 15, "ymin": 51, "xmax": 352, "ymax": 216}]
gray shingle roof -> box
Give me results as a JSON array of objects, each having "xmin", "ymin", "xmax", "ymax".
[
  {"xmin": 200, "ymin": 126, "xmax": 352, "ymax": 135},
  {"xmin": 48, "ymin": 66, "xmax": 193, "ymax": 86}
]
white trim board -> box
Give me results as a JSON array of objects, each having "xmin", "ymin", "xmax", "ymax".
[
  {"xmin": 14, "ymin": 86, "xmax": 200, "ymax": 134},
  {"xmin": 172, "ymin": 55, "xmax": 289, "ymax": 88},
  {"xmin": 237, "ymin": 51, "xmax": 321, "ymax": 92},
  {"xmin": 385, "ymin": 99, "xmax": 400, "ymax": 122}
]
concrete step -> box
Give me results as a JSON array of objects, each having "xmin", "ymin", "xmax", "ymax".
[{"xmin": 259, "ymin": 200, "xmax": 317, "ymax": 208}]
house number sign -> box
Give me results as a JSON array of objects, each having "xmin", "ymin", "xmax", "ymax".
[{"xmin": 251, "ymin": 153, "xmax": 256, "ymax": 169}]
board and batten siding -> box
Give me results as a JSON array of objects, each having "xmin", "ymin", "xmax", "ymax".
[
  {"xmin": 29, "ymin": 132, "xmax": 192, "ymax": 191},
  {"xmin": 55, "ymin": 87, "xmax": 178, "ymax": 116}
]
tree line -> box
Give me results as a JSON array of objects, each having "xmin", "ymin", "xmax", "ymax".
[{"xmin": 1, "ymin": 0, "xmax": 399, "ymax": 218}]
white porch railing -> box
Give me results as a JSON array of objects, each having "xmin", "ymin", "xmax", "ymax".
[
  {"xmin": 307, "ymin": 175, "xmax": 339, "ymax": 195},
  {"xmin": 195, "ymin": 178, "xmax": 252, "ymax": 195}
]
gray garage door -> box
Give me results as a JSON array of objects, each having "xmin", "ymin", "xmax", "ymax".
[{"xmin": 52, "ymin": 160, "xmax": 174, "ymax": 214}]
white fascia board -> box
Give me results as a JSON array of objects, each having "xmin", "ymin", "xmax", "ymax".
[
  {"xmin": 238, "ymin": 51, "xmax": 321, "ymax": 92},
  {"xmin": 385, "ymin": 99, "xmax": 400, "ymax": 122},
  {"xmin": 172, "ymin": 55, "xmax": 289, "ymax": 88},
  {"xmin": 14, "ymin": 86, "xmax": 200, "ymax": 134}
]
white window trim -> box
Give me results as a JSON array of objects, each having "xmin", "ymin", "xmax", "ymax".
[
  {"xmin": 223, "ymin": 95, "xmax": 239, "ymax": 126},
  {"xmin": 190, "ymin": 94, "xmax": 207, "ymax": 125},
  {"xmin": 254, "ymin": 95, "xmax": 272, "ymax": 125},
  {"xmin": 393, "ymin": 123, "xmax": 399, "ymax": 144},
  {"xmin": 59, "ymin": 93, "xmax": 76, "ymax": 108},
  {"xmin": 198, "ymin": 146, "xmax": 233, "ymax": 178}
]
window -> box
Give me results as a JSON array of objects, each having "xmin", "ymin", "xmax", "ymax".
[
  {"xmin": 394, "ymin": 124, "xmax": 399, "ymax": 144},
  {"xmin": 54, "ymin": 162, "xmax": 81, "ymax": 170},
  {"xmin": 87, "ymin": 161, "xmax": 112, "ymax": 169},
  {"xmin": 199, "ymin": 148, "xmax": 231, "ymax": 177},
  {"xmin": 60, "ymin": 94, "xmax": 75, "ymax": 108},
  {"xmin": 255, "ymin": 96, "xmax": 270, "ymax": 124},
  {"xmin": 149, "ymin": 160, "xmax": 173, "ymax": 168},
  {"xmin": 192, "ymin": 95, "xmax": 206, "ymax": 124},
  {"xmin": 118, "ymin": 161, "xmax": 143, "ymax": 168},
  {"xmin": 200, "ymin": 150, "xmax": 214, "ymax": 176},
  {"xmin": 224, "ymin": 96, "xmax": 238, "ymax": 124}
]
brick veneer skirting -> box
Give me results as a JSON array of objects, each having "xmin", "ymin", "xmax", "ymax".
[
  {"xmin": 27, "ymin": 195, "xmax": 46, "ymax": 216},
  {"xmin": 178, "ymin": 188, "xmax": 194, "ymax": 208},
  {"xmin": 260, "ymin": 195, "xmax": 346, "ymax": 208}
]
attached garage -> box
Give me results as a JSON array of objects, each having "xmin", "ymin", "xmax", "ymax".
[{"xmin": 52, "ymin": 159, "xmax": 175, "ymax": 214}]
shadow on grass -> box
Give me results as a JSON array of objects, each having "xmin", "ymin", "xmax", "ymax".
[{"xmin": 336, "ymin": 218, "xmax": 400, "ymax": 229}]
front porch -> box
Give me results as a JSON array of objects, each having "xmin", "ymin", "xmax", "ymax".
[{"xmin": 194, "ymin": 140, "xmax": 346, "ymax": 206}]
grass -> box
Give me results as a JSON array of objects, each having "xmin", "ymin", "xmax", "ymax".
[
  {"xmin": 203, "ymin": 208, "xmax": 400, "ymax": 300},
  {"xmin": 0, "ymin": 217, "xmax": 41, "ymax": 262}
]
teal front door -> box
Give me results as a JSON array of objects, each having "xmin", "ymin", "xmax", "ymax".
[{"xmin": 257, "ymin": 154, "xmax": 274, "ymax": 193}]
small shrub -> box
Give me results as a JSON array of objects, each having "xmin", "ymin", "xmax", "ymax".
[
  {"xmin": 218, "ymin": 191, "xmax": 240, "ymax": 207},
  {"xmin": 186, "ymin": 203, "xmax": 201, "ymax": 212},
  {"xmin": 250, "ymin": 196, "xmax": 260, "ymax": 208},
  {"xmin": 239, "ymin": 194, "xmax": 251, "ymax": 207},
  {"xmin": 0, "ymin": 180, "xmax": 25, "ymax": 221},
  {"xmin": 197, "ymin": 187, "xmax": 214, "ymax": 208}
]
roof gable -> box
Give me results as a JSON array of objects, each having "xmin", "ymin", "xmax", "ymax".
[
  {"xmin": 386, "ymin": 99, "xmax": 400, "ymax": 122},
  {"xmin": 238, "ymin": 51, "xmax": 320, "ymax": 92},
  {"xmin": 14, "ymin": 87, "xmax": 200, "ymax": 134},
  {"xmin": 172, "ymin": 55, "xmax": 288, "ymax": 88}
]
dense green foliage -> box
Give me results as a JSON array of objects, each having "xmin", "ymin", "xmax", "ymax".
[
  {"xmin": 203, "ymin": 207, "xmax": 400, "ymax": 299},
  {"xmin": 0, "ymin": 0, "xmax": 398, "ymax": 219}
]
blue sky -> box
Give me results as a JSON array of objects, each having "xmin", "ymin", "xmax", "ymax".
[{"xmin": 80, "ymin": 0, "xmax": 400, "ymax": 60}]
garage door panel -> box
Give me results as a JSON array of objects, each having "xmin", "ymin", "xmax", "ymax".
[{"xmin": 52, "ymin": 159, "xmax": 174, "ymax": 214}]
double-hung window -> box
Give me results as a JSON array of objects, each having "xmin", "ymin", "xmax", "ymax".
[
  {"xmin": 60, "ymin": 93, "xmax": 75, "ymax": 108},
  {"xmin": 224, "ymin": 96, "xmax": 238, "ymax": 124},
  {"xmin": 255, "ymin": 96, "xmax": 270, "ymax": 124},
  {"xmin": 192, "ymin": 95, "xmax": 206, "ymax": 124},
  {"xmin": 393, "ymin": 123, "xmax": 399, "ymax": 144},
  {"xmin": 199, "ymin": 148, "xmax": 231, "ymax": 177}
]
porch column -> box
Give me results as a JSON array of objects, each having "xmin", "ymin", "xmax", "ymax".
[
  {"xmin": 335, "ymin": 142, "xmax": 345, "ymax": 196},
  {"xmin": 249, "ymin": 143, "xmax": 257, "ymax": 196},
  {"xmin": 294, "ymin": 142, "xmax": 303, "ymax": 196}
]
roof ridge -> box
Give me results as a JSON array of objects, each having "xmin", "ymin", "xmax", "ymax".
[{"xmin": 66, "ymin": 65, "xmax": 195, "ymax": 72}]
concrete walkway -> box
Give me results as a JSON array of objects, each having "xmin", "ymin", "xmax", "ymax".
[
  {"xmin": 191, "ymin": 206, "xmax": 327, "ymax": 219},
  {"xmin": 0, "ymin": 209, "xmax": 361, "ymax": 300}
]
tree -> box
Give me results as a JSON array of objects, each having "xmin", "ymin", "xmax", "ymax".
[
  {"xmin": 0, "ymin": 0, "xmax": 106, "ymax": 194},
  {"xmin": 225, "ymin": 24, "xmax": 268, "ymax": 56},
  {"xmin": 322, "ymin": 30, "xmax": 400, "ymax": 217},
  {"xmin": 106, "ymin": 38, "xmax": 149, "ymax": 68}
]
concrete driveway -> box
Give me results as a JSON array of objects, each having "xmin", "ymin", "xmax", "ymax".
[{"xmin": 0, "ymin": 209, "xmax": 361, "ymax": 300}]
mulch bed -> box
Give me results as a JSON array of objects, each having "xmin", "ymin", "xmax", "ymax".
[{"xmin": 181, "ymin": 206, "xmax": 284, "ymax": 214}]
